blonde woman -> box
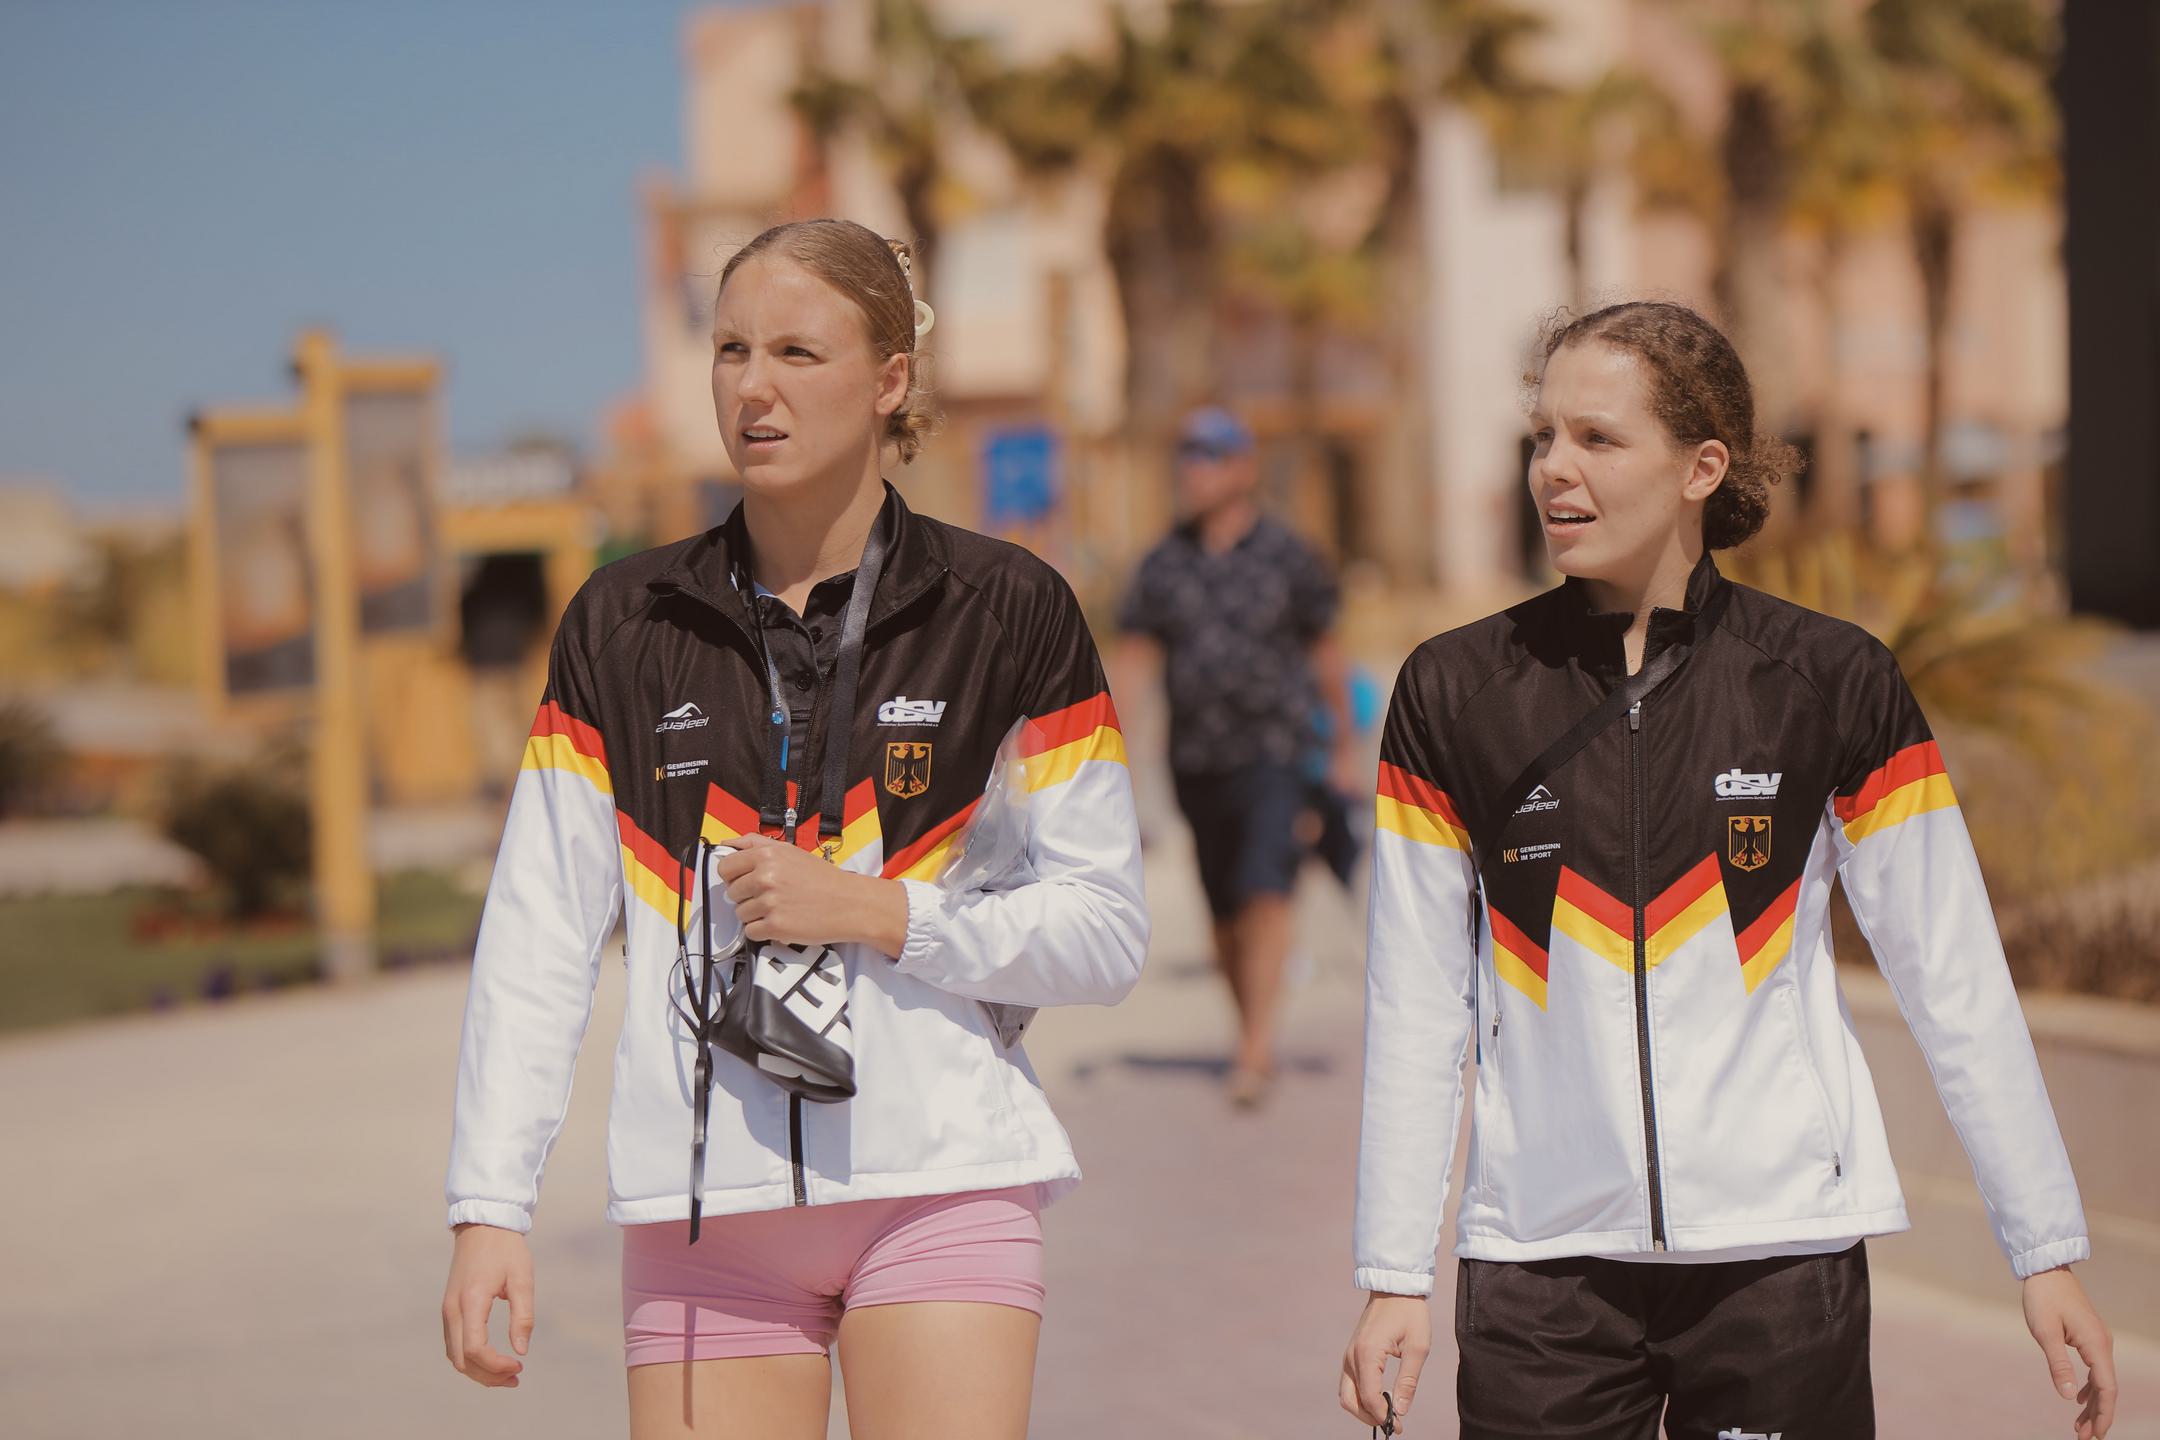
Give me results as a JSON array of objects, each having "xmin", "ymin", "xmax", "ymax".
[{"xmin": 442, "ymin": 218, "xmax": 1148, "ymax": 1439}]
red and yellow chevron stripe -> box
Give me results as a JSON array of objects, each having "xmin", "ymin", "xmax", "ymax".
[
  {"xmin": 1020, "ymin": 692, "xmax": 1126, "ymax": 793},
  {"xmin": 1553, "ymin": 857, "xmax": 1730, "ymax": 975},
  {"xmin": 1375, "ymin": 763, "xmax": 1470, "ymax": 851},
  {"xmin": 1552, "ymin": 865, "xmax": 1634, "ymax": 971},
  {"xmin": 523, "ymin": 701, "xmax": 609, "ymax": 796},
  {"xmin": 619, "ymin": 811, "xmax": 683, "ymax": 922},
  {"xmin": 1836, "ymin": 740, "xmax": 1955, "ymax": 842},
  {"xmin": 1489, "ymin": 904, "xmax": 1550, "ymax": 1009},
  {"xmin": 1737, "ymin": 877, "xmax": 1802, "ymax": 993},
  {"xmin": 701, "ymin": 785, "xmax": 761, "ymax": 846},
  {"xmin": 882, "ymin": 798, "xmax": 979, "ymax": 883},
  {"xmin": 700, "ymin": 779, "xmax": 882, "ymax": 867},
  {"xmin": 1644, "ymin": 854, "xmax": 1728, "ymax": 968}
]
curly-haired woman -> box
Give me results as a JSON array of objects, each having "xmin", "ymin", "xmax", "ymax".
[{"xmin": 1340, "ymin": 301, "xmax": 2115, "ymax": 1438}]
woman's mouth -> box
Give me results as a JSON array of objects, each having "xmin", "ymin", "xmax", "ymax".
[
  {"xmin": 741, "ymin": 426, "xmax": 788, "ymax": 452},
  {"xmin": 1544, "ymin": 507, "xmax": 1596, "ymax": 535}
]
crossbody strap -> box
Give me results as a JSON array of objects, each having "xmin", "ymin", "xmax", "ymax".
[
  {"xmin": 1468, "ymin": 580, "xmax": 1730, "ymax": 883},
  {"xmin": 1466, "ymin": 582, "xmax": 1732, "ymax": 1050}
]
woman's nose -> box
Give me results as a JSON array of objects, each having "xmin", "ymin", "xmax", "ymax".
[
  {"xmin": 1535, "ymin": 440, "xmax": 1583, "ymax": 487},
  {"xmin": 734, "ymin": 355, "xmax": 777, "ymax": 402}
]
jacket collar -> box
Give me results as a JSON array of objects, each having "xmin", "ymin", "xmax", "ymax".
[
  {"xmin": 648, "ymin": 481, "xmax": 949, "ymax": 632},
  {"xmin": 1558, "ymin": 551, "xmax": 1726, "ymax": 678}
]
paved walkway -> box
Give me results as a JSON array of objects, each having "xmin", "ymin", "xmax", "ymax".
[{"xmin": 1, "ymin": 831, "xmax": 2153, "ymax": 1437}]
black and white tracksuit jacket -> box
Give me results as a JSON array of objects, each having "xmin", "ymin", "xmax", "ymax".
[
  {"xmin": 1355, "ymin": 554, "xmax": 2088, "ymax": 1292},
  {"xmin": 446, "ymin": 485, "xmax": 1148, "ymax": 1232}
]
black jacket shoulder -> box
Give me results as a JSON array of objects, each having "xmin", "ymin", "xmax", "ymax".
[
  {"xmin": 554, "ymin": 535, "xmax": 705, "ymax": 660},
  {"xmin": 1397, "ymin": 586, "xmax": 1568, "ymax": 726},
  {"xmin": 932, "ymin": 517, "xmax": 1086, "ymax": 628},
  {"xmin": 1716, "ymin": 582, "xmax": 1907, "ymax": 735}
]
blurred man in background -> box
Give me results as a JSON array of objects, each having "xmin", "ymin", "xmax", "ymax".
[{"xmin": 1118, "ymin": 406, "xmax": 1358, "ymax": 1108}]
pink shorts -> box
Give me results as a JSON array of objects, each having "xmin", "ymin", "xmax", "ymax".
[{"xmin": 621, "ymin": 1185, "xmax": 1045, "ymax": 1367}]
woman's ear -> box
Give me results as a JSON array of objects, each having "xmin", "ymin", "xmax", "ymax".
[
  {"xmin": 1682, "ymin": 439, "xmax": 1730, "ymax": 503},
  {"xmin": 873, "ymin": 352, "xmax": 910, "ymax": 420}
]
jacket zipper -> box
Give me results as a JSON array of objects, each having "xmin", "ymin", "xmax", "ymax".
[
  {"xmin": 1628, "ymin": 699, "xmax": 1670, "ymax": 1250},
  {"xmin": 651, "ymin": 571, "xmax": 944, "ymax": 1217},
  {"xmin": 789, "ymin": 1095, "xmax": 808, "ymax": 1205}
]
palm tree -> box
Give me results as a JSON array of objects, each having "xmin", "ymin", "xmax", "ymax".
[
  {"xmin": 1297, "ymin": 0, "xmax": 1542, "ymax": 578},
  {"xmin": 1672, "ymin": 0, "xmax": 1878, "ymax": 433},
  {"xmin": 1864, "ymin": 0, "xmax": 2057, "ymax": 530},
  {"xmin": 971, "ymin": 1, "xmax": 1363, "ymax": 454},
  {"xmin": 1483, "ymin": 67, "xmax": 1697, "ymax": 308},
  {"xmin": 789, "ymin": 0, "xmax": 997, "ymax": 305},
  {"xmin": 1781, "ymin": 19, "xmax": 1901, "ymax": 534}
]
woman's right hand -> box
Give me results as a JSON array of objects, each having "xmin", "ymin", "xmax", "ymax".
[
  {"xmin": 1339, "ymin": 1292, "xmax": 1431, "ymax": 1432},
  {"xmin": 442, "ymin": 1222, "xmax": 534, "ymax": 1388}
]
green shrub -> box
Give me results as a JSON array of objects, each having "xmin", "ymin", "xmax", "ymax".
[
  {"xmin": 0, "ymin": 698, "xmax": 63, "ymax": 818},
  {"xmin": 160, "ymin": 750, "xmax": 312, "ymax": 918}
]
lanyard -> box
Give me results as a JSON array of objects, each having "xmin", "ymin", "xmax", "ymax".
[
  {"xmin": 677, "ymin": 506, "xmax": 889, "ymax": 1242},
  {"xmin": 735, "ymin": 509, "xmax": 891, "ymax": 851}
]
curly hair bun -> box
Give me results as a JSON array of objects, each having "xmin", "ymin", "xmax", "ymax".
[{"xmin": 1527, "ymin": 300, "xmax": 1803, "ymax": 549}]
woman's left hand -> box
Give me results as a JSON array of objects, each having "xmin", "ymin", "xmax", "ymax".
[
  {"xmin": 2022, "ymin": 1265, "xmax": 2116, "ymax": 1438},
  {"xmin": 715, "ymin": 832, "xmax": 910, "ymax": 956}
]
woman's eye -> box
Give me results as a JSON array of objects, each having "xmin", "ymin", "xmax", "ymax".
[
  {"xmin": 1587, "ymin": 431, "xmax": 1612, "ymax": 446},
  {"xmin": 716, "ymin": 342, "xmax": 746, "ymax": 358},
  {"xmin": 1532, "ymin": 429, "xmax": 1553, "ymax": 446},
  {"xmin": 784, "ymin": 345, "xmax": 814, "ymax": 359}
]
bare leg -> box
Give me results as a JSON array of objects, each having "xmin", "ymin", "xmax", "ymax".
[
  {"xmin": 1211, "ymin": 917, "xmax": 1242, "ymax": 1009},
  {"xmin": 627, "ymin": 1353, "xmax": 832, "ymax": 1440},
  {"xmin": 1231, "ymin": 892, "xmax": 1295, "ymax": 1082},
  {"xmin": 836, "ymin": 1301, "xmax": 1041, "ymax": 1440}
]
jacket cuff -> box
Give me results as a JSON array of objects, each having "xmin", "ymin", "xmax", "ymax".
[
  {"xmin": 448, "ymin": 1199, "xmax": 533, "ymax": 1234},
  {"xmin": 893, "ymin": 878, "xmax": 945, "ymax": 976},
  {"xmin": 2010, "ymin": 1235, "xmax": 2091, "ymax": 1279},
  {"xmin": 1354, "ymin": 1266, "xmax": 1435, "ymax": 1297}
]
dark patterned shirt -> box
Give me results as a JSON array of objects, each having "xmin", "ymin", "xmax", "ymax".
[{"xmin": 1118, "ymin": 515, "xmax": 1339, "ymax": 775}]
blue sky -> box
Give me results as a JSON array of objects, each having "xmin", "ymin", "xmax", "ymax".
[{"xmin": 0, "ymin": 0, "xmax": 742, "ymax": 509}]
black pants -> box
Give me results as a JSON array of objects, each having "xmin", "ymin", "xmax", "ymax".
[{"xmin": 1454, "ymin": 1242, "xmax": 1873, "ymax": 1439}]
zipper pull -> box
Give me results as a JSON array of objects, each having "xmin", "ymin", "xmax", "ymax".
[
  {"xmin": 1834, "ymin": 1152, "xmax": 1843, "ymax": 1177},
  {"xmin": 1628, "ymin": 700, "xmax": 1642, "ymax": 732}
]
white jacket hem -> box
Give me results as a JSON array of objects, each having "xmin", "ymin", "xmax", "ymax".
[
  {"xmin": 446, "ymin": 1199, "xmax": 535, "ymax": 1233},
  {"xmin": 604, "ymin": 1156, "xmax": 1083, "ymax": 1227},
  {"xmin": 2010, "ymin": 1235, "xmax": 2091, "ymax": 1279},
  {"xmin": 1353, "ymin": 1266, "xmax": 1437, "ymax": 1296},
  {"xmin": 1452, "ymin": 1205, "xmax": 1913, "ymax": 1263}
]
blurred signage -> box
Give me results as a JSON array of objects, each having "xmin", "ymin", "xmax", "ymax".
[
  {"xmin": 344, "ymin": 387, "xmax": 440, "ymax": 635},
  {"xmin": 982, "ymin": 424, "xmax": 1059, "ymax": 526},
  {"xmin": 209, "ymin": 437, "xmax": 317, "ymax": 696},
  {"xmin": 443, "ymin": 449, "xmax": 577, "ymax": 508}
]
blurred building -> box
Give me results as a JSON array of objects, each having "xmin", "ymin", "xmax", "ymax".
[
  {"xmin": 0, "ymin": 481, "xmax": 99, "ymax": 594},
  {"xmin": 610, "ymin": 0, "xmax": 2069, "ymax": 604}
]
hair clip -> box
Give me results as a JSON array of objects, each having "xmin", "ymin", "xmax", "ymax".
[{"xmin": 914, "ymin": 299, "xmax": 936, "ymax": 339}]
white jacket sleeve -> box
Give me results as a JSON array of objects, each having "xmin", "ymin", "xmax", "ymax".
[
  {"xmin": 444, "ymin": 592, "xmax": 623, "ymax": 1233},
  {"xmin": 890, "ymin": 566, "xmax": 1147, "ymax": 1008},
  {"xmin": 1831, "ymin": 640, "xmax": 2088, "ymax": 1279},
  {"xmin": 1354, "ymin": 664, "xmax": 1479, "ymax": 1296}
]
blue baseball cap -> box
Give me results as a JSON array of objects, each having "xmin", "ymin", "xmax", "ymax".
[{"xmin": 1177, "ymin": 406, "xmax": 1254, "ymax": 458}]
